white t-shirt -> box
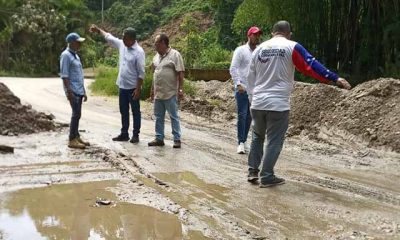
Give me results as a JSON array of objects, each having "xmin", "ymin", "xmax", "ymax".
[{"xmin": 247, "ymin": 36, "xmax": 338, "ymax": 111}]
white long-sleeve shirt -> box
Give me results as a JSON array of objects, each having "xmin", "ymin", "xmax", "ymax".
[
  {"xmin": 105, "ymin": 33, "xmax": 145, "ymax": 90},
  {"xmin": 247, "ymin": 36, "xmax": 338, "ymax": 111},
  {"xmin": 229, "ymin": 44, "xmax": 254, "ymax": 89}
]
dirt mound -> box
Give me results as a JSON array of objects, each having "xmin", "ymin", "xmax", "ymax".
[
  {"xmin": 0, "ymin": 83, "xmax": 56, "ymax": 135},
  {"xmin": 140, "ymin": 11, "xmax": 214, "ymax": 52},
  {"xmin": 290, "ymin": 78, "xmax": 400, "ymax": 152},
  {"xmin": 181, "ymin": 80, "xmax": 236, "ymax": 122},
  {"xmin": 324, "ymin": 78, "xmax": 400, "ymax": 152},
  {"xmin": 288, "ymin": 82, "xmax": 345, "ymax": 137},
  {"xmin": 182, "ymin": 78, "xmax": 400, "ymax": 153}
]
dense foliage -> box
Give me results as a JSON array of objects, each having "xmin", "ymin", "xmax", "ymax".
[
  {"xmin": 0, "ymin": 0, "xmax": 398, "ymax": 84},
  {"xmin": 232, "ymin": 0, "xmax": 400, "ymax": 83}
]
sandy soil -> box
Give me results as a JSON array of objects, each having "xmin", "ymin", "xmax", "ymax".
[{"xmin": 0, "ymin": 77, "xmax": 399, "ymax": 239}]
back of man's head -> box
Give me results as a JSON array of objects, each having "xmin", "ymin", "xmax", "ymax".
[{"xmin": 272, "ymin": 21, "xmax": 291, "ymax": 34}]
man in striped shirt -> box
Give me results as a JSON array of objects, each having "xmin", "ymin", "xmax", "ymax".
[{"xmin": 247, "ymin": 20, "xmax": 351, "ymax": 187}]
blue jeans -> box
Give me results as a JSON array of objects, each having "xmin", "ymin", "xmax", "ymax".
[
  {"xmin": 235, "ymin": 91, "xmax": 251, "ymax": 144},
  {"xmin": 69, "ymin": 93, "xmax": 83, "ymax": 141},
  {"xmin": 248, "ymin": 109, "xmax": 289, "ymax": 182},
  {"xmin": 154, "ymin": 95, "xmax": 181, "ymax": 141},
  {"xmin": 119, "ymin": 88, "xmax": 141, "ymax": 137}
]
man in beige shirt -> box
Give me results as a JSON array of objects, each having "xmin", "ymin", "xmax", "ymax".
[{"xmin": 149, "ymin": 34, "xmax": 185, "ymax": 148}]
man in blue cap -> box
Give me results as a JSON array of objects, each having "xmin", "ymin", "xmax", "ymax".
[{"xmin": 60, "ymin": 32, "xmax": 89, "ymax": 149}]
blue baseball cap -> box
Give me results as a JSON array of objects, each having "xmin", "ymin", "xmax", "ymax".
[{"xmin": 65, "ymin": 32, "xmax": 85, "ymax": 43}]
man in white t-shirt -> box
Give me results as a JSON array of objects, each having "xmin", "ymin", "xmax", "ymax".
[
  {"xmin": 149, "ymin": 34, "xmax": 185, "ymax": 148},
  {"xmin": 230, "ymin": 26, "xmax": 262, "ymax": 154},
  {"xmin": 247, "ymin": 20, "xmax": 351, "ymax": 187},
  {"xmin": 90, "ymin": 24, "xmax": 145, "ymax": 144}
]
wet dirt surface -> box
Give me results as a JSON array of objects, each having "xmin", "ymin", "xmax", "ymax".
[
  {"xmin": 0, "ymin": 181, "xmax": 182, "ymax": 240},
  {"xmin": 0, "ymin": 77, "xmax": 400, "ymax": 239}
]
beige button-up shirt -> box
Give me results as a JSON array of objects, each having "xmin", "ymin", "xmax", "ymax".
[{"xmin": 152, "ymin": 48, "xmax": 185, "ymax": 100}]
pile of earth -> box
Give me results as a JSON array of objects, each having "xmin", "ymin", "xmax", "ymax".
[
  {"xmin": 180, "ymin": 80, "xmax": 236, "ymax": 122},
  {"xmin": 183, "ymin": 78, "xmax": 400, "ymax": 153},
  {"xmin": 0, "ymin": 83, "xmax": 56, "ymax": 136}
]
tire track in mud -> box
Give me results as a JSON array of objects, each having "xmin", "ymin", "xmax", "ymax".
[{"xmin": 291, "ymin": 175, "xmax": 400, "ymax": 206}]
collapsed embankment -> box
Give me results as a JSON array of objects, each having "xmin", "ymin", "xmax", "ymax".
[{"xmin": 182, "ymin": 78, "xmax": 400, "ymax": 153}]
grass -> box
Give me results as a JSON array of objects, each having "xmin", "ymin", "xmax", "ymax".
[
  {"xmin": 90, "ymin": 66, "xmax": 197, "ymax": 99},
  {"xmin": 89, "ymin": 66, "xmax": 119, "ymax": 96}
]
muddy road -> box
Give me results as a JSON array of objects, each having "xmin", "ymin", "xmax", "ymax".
[{"xmin": 0, "ymin": 77, "xmax": 399, "ymax": 240}]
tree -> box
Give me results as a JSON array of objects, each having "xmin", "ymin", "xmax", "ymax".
[{"xmin": 232, "ymin": 0, "xmax": 400, "ymax": 84}]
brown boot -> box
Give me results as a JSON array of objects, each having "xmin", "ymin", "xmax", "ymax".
[
  {"xmin": 148, "ymin": 138, "xmax": 165, "ymax": 147},
  {"xmin": 173, "ymin": 140, "xmax": 181, "ymax": 148},
  {"xmin": 77, "ymin": 137, "xmax": 90, "ymax": 146},
  {"xmin": 68, "ymin": 138, "xmax": 86, "ymax": 149}
]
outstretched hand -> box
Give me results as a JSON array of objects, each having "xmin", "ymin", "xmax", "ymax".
[
  {"xmin": 89, "ymin": 24, "xmax": 100, "ymax": 34},
  {"xmin": 336, "ymin": 77, "xmax": 351, "ymax": 90}
]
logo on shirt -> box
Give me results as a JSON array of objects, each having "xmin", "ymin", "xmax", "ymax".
[{"xmin": 258, "ymin": 48, "xmax": 286, "ymax": 63}]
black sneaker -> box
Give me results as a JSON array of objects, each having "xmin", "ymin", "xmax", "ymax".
[
  {"xmin": 148, "ymin": 138, "xmax": 165, "ymax": 146},
  {"xmin": 112, "ymin": 134, "xmax": 129, "ymax": 141},
  {"xmin": 247, "ymin": 172, "xmax": 259, "ymax": 183},
  {"xmin": 259, "ymin": 176, "xmax": 285, "ymax": 188},
  {"xmin": 173, "ymin": 140, "xmax": 181, "ymax": 148},
  {"xmin": 130, "ymin": 136, "xmax": 139, "ymax": 143}
]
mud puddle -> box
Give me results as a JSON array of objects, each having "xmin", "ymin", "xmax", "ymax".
[{"xmin": 0, "ymin": 180, "xmax": 183, "ymax": 240}]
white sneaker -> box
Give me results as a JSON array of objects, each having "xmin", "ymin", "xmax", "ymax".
[
  {"xmin": 237, "ymin": 142, "xmax": 245, "ymax": 154},
  {"xmin": 244, "ymin": 142, "xmax": 250, "ymax": 152}
]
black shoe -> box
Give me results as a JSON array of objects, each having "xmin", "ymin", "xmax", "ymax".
[
  {"xmin": 148, "ymin": 139, "xmax": 165, "ymax": 146},
  {"xmin": 247, "ymin": 171, "xmax": 259, "ymax": 183},
  {"xmin": 259, "ymin": 176, "xmax": 285, "ymax": 188},
  {"xmin": 112, "ymin": 134, "xmax": 129, "ymax": 141},
  {"xmin": 130, "ymin": 136, "xmax": 139, "ymax": 143},
  {"xmin": 173, "ymin": 140, "xmax": 181, "ymax": 148}
]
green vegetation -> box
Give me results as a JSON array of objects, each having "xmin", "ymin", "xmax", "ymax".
[
  {"xmin": 89, "ymin": 66, "xmax": 119, "ymax": 96},
  {"xmin": 0, "ymin": 0, "xmax": 398, "ymax": 85},
  {"xmin": 90, "ymin": 66, "xmax": 196, "ymax": 99},
  {"xmin": 231, "ymin": 0, "xmax": 400, "ymax": 83}
]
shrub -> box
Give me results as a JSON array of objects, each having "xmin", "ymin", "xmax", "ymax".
[
  {"xmin": 90, "ymin": 66, "xmax": 119, "ymax": 96},
  {"xmin": 90, "ymin": 66, "xmax": 196, "ymax": 99}
]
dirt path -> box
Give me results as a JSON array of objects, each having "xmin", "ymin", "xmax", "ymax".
[{"xmin": 0, "ymin": 77, "xmax": 399, "ymax": 239}]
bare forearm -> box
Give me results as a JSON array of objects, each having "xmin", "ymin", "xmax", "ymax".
[
  {"xmin": 62, "ymin": 78, "xmax": 72, "ymax": 92},
  {"xmin": 178, "ymin": 72, "xmax": 184, "ymax": 90},
  {"xmin": 136, "ymin": 78, "xmax": 143, "ymax": 90}
]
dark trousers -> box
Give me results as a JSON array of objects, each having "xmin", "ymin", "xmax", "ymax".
[
  {"xmin": 119, "ymin": 88, "xmax": 141, "ymax": 137},
  {"xmin": 69, "ymin": 94, "xmax": 83, "ymax": 141}
]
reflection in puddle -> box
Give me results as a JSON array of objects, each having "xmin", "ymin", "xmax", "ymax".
[{"xmin": 0, "ymin": 181, "xmax": 182, "ymax": 240}]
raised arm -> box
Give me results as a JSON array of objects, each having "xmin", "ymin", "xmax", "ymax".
[{"xmin": 90, "ymin": 24, "xmax": 122, "ymax": 49}]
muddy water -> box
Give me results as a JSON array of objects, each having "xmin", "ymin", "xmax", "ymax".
[{"xmin": 0, "ymin": 181, "xmax": 182, "ymax": 240}]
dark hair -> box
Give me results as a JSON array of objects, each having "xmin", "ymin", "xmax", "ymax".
[
  {"xmin": 123, "ymin": 27, "xmax": 136, "ymax": 40},
  {"xmin": 158, "ymin": 33, "xmax": 169, "ymax": 47},
  {"xmin": 272, "ymin": 20, "xmax": 291, "ymax": 34}
]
